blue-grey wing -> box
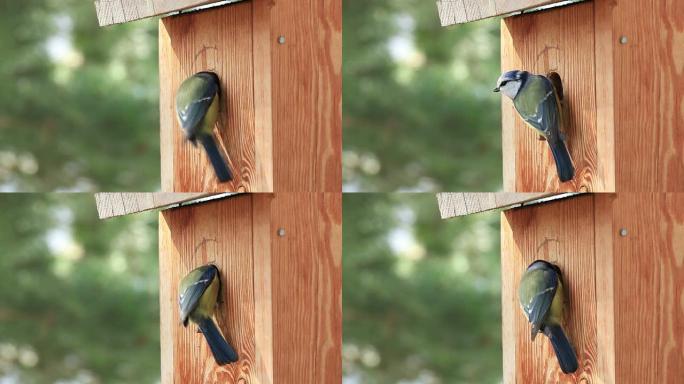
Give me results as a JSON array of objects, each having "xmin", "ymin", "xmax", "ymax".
[
  {"xmin": 520, "ymin": 268, "xmax": 558, "ymax": 334},
  {"xmin": 176, "ymin": 75, "xmax": 219, "ymax": 136},
  {"xmin": 513, "ymin": 75, "xmax": 561, "ymax": 137},
  {"xmin": 179, "ymin": 267, "xmax": 216, "ymax": 325}
]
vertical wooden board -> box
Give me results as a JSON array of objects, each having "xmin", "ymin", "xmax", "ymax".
[
  {"xmin": 502, "ymin": 195, "xmax": 598, "ymax": 382},
  {"xmin": 613, "ymin": 1, "xmax": 684, "ymax": 191},
  {"xmin": 160, "ymin": 2, "xmax": 270, "ymax": 193},
  {"xmin": 593, "ymin": 193, "xmax": 616, "ymax": 384},
  {"xmin": 502, "ymin": 2, "xmax": 605, "ymax": 193},
  {"xmin": 593, "ymin": 0, "xmax": 616, "ymax": 193},
  {"xmin": 252, "ymin": 194, "xmax": 274, "ymax": 384},
  {"xmin": 270, "ymin": 0, "xmax": 343, "ymax": 192},
  {"xmin": 270, "ymin": 193, "xmax": 342, "ymax": 383},
  {"xmin": 159, "ymin": 195, "xmax": 258, "ymax": 383},
  {"xmin": 612, "ymin": 193, "xmax": 684, "ymax": 382}
]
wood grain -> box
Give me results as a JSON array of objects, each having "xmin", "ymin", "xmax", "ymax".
[
  {"xmin": 158, "ymin": 192, "xmax": 341, "ymax": 383},
  {"xmin": 436, "ymin": 192, "xmax": 551, "ymax": 218},
  {"xmin": 94, "ymin": 0, "xmax": 241, "ymax": 26},
  {"xmin": 271, "ymin": 193, "xmax": 342, "ymax": 383},
  {"xmin": 95, "ymin": 192, "xmax": 210, "ymax": 218},
  {"xmin": 502, "ymin": 194, "xmax": 599, "ymax": 383},
  {"xmin": 270, "ymin": 0, "xmax": 342, "ymax": 192},
  {"xmin": 159, "ymin": 194, "xmax": 259, "ymax": 383},
  {"xmin": 159, "ymin": 0, "xmax": 341, "ymax": 193},
  {"xmin": 593, "ymin": 0, "xmax": 616, "ymax": 193},
  {"xmin": 160, "ymin": 2, "xmax": 269, "ymax": 193},
  {"xmin": 252, "ymin": 194, "xmax": 274, "ymax": 384},
  {"xmin": 502, "ymin": 1, "xmax": 607, "ymax": 193},
  {"xmin": 436, "ymin": 0, "xmax": 562, "ymax": 26},
  {"xmin": 612, "ymin": 0, "xmax": 684, "ymax": 191},
  {"xmin": 592, "ymin": 193, "xmax": 616, "ymax": 384},
  {"xmin": 611, "ymin": 193, "xmax": 684, "ymax": 382}
]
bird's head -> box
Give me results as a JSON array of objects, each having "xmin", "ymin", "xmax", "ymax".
[
  {"xmin": 527, "ymin": 259, "xmax": 562, "ymax": 275},
  {"xmin": 494, "ymin": 70, "xmax": 528, "ymax": 99}
]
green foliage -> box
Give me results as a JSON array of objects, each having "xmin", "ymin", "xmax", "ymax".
[
  {"xmin": 0, "ymin": 0, "xmax": 160, "ymax": 192},
  {"xmin": 0, "ymin": 194, "xmax": 160, "ymax": 383},
  {"xmin": 343, "ymin": 194, "xmax": 502, "ymax": 383},
  {"xmin": 343, "ymin": 1, "xmax": 502, "ymax": 192}
]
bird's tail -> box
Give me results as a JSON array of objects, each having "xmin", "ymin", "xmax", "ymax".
[
  {"xmin": 200, "ymin": 136, "xmax": 233, "ymax": 182},
  {"xmin": 548, "ymin": 138, "xmax": 575, "ymax": 182},
  {"xmin": 197, "ymin": 316, "xmax": 239, "ymax": 365},
  {"xmin": 544, "ymin": 323, "xmax": 579, "ymax": 374}
]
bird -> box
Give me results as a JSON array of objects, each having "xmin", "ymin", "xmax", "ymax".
[
  {"xmin": 176, "ymin": 72, "xmax": 233, "ymax": 183},
  {"xmin": 518, "ymin": 260, "xmax": 578, "ymax": 374},
  {"xmin": 179, "ymin": 264, "xmax": 239, "ymax": 365},
  {"xmin": 494, "ymin": 70, "xmax": 575, "ymax": 182}
]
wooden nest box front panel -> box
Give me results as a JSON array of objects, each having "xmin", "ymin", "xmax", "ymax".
[
  {"xmin": 159, "ymin": 0, "xmax": 342, "ymax": 193},
  {"xmin": 160, "ymin": 2, "xmax": 269, "ymax": 193},
  {"xmin": 501, "ymin": 193, "xmax": 684, "ymax": 383},
  {"xmin": 159, "ymin": 193, "xmax": 342, "ymax": 383},
  {"xmin": 501, "ymin": 1, "xmax": 613, "ymax": 193},
  {"xmin": 500, "ymin": 0, "xmax": 684, "ymax": 193}
]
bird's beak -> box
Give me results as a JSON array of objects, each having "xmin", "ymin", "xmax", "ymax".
[{"xmin": 493, "ymin": 87, "xmax": 500, "ymax": 93}]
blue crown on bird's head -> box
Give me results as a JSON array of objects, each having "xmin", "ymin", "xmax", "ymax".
[
  {"xmin": 494, "ymin": 70, "xmax": 529, "ymax": 91},
  {"xmin": 527, "ymin": 259, "xmax": 562, "ymax": 275}
]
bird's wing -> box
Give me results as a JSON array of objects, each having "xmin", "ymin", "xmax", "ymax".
[
  {"xmin": 179, "ymin": 266, "xmax": 217, "ymax": 326},
  {"xmin": 513, "ymin": 75, "xmax": 561, "ymax": 137},
  {"xmin": 176, "ymin": 76, "xmax": 219, "ymax": 137},
  {"xmin": 520, "ymin": 268, "xmax": 558, "ymax": 338}
]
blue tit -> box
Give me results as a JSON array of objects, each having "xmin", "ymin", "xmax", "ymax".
[
  {"xmin": 176, "ymin": 72, "xmax": 233, "ymax": 182},
  {"xmin": 519, "ymin": 260, "xmax": 578, "ymax": 374},
  {"xmin": 494, "ymin": 70, "xmax": 575, "ymax": 182},
  {"xmin": 179, "ymin": 264, "xmax": 238, "ymax": 365}
]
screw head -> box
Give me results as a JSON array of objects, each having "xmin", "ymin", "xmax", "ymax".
[
  {"xmin": 619, "ymin": 228, "xmax": 628, "ymax": 237},
  {"xmin": 278, "ymin": 36, "xmax": 286, "ymax": 45},
  {"xmin": 277, "ymin": 228, "xmax": 286, "ymax": 237},
  {"xmin": 619, "ymin": 36, "xmax": 628, "ymax": 45}
]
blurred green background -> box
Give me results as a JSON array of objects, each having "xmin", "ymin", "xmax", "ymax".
[
  {"xmin": 343, "ymin": 194, "xmax": 501, "ymax": 383},
  {"xmin": 0, "ymin": 0, "xmax": 504, "ymax": 383},
  {"xmin": 0, "ymin": 194, "xmax": 160, "ymax": 383},
  {"xmin": 0, "ymin": 0, "xmax": 160, "ymax": 192},
  {"xmin": 343, "ymin": 1, "xmax": 502, "ymax": 192}
]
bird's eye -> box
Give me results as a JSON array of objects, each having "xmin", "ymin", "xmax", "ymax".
[{"xmin": 500, "ymin": 81, "xmax": 508, "ymax": 87}]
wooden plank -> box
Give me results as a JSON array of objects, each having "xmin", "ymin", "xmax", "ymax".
[
  {"xmin": 500, "ymin": 210, "xmax": 518, "ymax": 383},
  {"xmin": 252, "ymin": 0, "xmax": 274, "ymax": 192},
  {"xmin": 436, "ymin": 0, "xmax": 561, "ymax": 26},
  {"xmin": 502, "ymin": 2, "xmax": 604, "ymax": 192},
  {"xmin": 159, "ymin": 195, "xmax": 259, "ymax": 383},
  {"xmin": 612, "ymin": 1, "xmax": 684, "ymax": 191},
  {"xmin": 160, "ymin": 2, "xmax": 265, "ymax": 193},
  {"xmin": 593, "ymin": 0, "xmax": 616, "ymax": 192},
  {"xmin": 252, "ymin": 194, "xmax": 274, "ymax": 384},
  {"xmin": 271, "ymin": 193, "xmax": 342, "ymax": 383},
  {"xmin": 502, "ymin": 194, "xmax": 599, "ymax": 382},
  {"xmin": 94, "ymin": 0, "xmax": 240, "ymax": 26},
  {"xmin": 158, "ymin": 193, "xmax": 341, "ymax": 382},
  {"xmin": 611, "ymin": 193, "xmax": 684, "ymax": 382},
  {"xmin": 95, "ymin": 193, "xmax": 209, "ymax": 219},
  {"xmin": 270, "ymin": 0, "xmax": 342, "ymax": 192},
  {"xmin": 436, "ymin": 192, "xmax": 550, "ymax": 218},
  {"xmin": 593, "ymin": 193, "xmax": 616, "ymax": 384}
]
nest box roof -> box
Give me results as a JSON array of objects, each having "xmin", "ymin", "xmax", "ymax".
[
  {"xmin": 93, "ymin": 0, "xmax": 243, "ymax": 26},
  {"xmin": 94, "ymin": 193, "xmax": 235, "ymax": 219},
  {"xmin": 436, "ymin": 192, "xmax": 579, "ymax": 219},
  {"xmin": 435, "ymin": 0, "xmax": 583, "ymax": 26}
]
